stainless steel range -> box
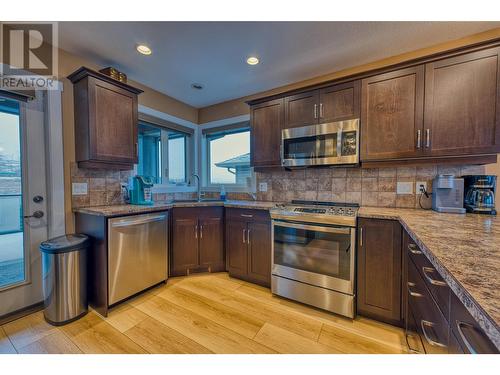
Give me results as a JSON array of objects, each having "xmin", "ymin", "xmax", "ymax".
[{"xmin": 270, "ymin": 200, "xmax": 358, "ymax": 318}]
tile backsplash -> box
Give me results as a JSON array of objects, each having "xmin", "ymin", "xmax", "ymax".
[
  {"xmin": 255, "ymin": 164, "xmax": 486, "ymax": 209},
  {"xmin": 71, "ymin": 161, "xmax": 487, "ymax": 210}
]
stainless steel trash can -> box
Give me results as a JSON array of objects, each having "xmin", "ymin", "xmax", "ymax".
[{"xmin": 40, "ymin": 234, "xmax": 90, "ymax": 325}]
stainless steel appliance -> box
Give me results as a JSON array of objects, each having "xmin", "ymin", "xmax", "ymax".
[
  {"xmin": 463, "ymin": 175, "xmax": 497, "ymax": 215},
  {"xmin": 431, "ymin": 175, "xmax": 466, "ymax": 214},
  {"xmin": 281, "ymin": 119, "xmax": 360, "ymax": 167},
  {"xmin": 108, "ymin": 212, "xmax": 168, "ymax": 305},
  {"xmin": 270, "ymin": 201, "xmax": 358, "ymax": 318}
]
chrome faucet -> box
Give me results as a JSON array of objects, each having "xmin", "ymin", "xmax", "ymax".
[{"xmin": 191, "ymin": 173, "xmax": 201, "ymax": 201}]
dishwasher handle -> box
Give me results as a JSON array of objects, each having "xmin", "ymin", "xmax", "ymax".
[{"xmin": 111, "ymin": 214, "xmax": 167, "ymax": 228}]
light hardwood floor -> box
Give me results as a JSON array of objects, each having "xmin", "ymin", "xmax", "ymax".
[{"xmin": 0, "ymin": 273, "xmax": 408, "ymax": 354}]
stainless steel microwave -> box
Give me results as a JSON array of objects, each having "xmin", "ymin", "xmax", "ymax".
[{"xmin": 281, "ymin": 119, "xmax": 360, "ymax": 167}]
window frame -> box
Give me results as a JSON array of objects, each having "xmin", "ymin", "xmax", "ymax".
[
  {"xmin": 137, "ymin": 116, "xmax": 195, "ymax": 191},
  {"xmin": 201, "ymin": 122, "xmax": 255, "ymax": 192}
]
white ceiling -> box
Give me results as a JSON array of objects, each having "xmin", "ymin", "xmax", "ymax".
[{"xmin": 58, "ymin": 22, "xmax": 500, "ymax": 108}]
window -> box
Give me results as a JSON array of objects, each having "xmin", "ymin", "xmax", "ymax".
[
  {"xmin": 205, "ymin": 125, "xmax": 251, "ymax": 187},
  {"xmin": 137, "ymin": 120, "xmax": 192, "ymax": 185}
]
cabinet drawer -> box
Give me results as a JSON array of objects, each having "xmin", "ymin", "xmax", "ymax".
[
  {"xmin": 226, "ymin": 208, "xmax": 270, "ymax": 222},
  {"xmin": 407, "ymin": 237, "xmax": 450, "ymax": 321},
  {"xmin": 407, "ymin": 258, "xmax": 449, "ymax": 353},
  {"xmin": 449, "ymin": 292, "xmax": 498, "ymax": 354}
]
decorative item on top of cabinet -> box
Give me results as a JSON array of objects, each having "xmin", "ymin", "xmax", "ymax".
[
  {"xmin": 170, "ymin": 207, "xmax": 224, "ymax": 277},
  {"xmin": 250, "ymin": 98, "xmax": 284, "ymax": 168},
  {"xmin": 361, "ymin": 66, "xmax": 425, "ymax": 161},
  {"xmin": 357, "ymin": 218, "xmax": 403, "ymax": 327},
  {"xmin": 423, "ymin": 47, "xmax": 500, "ymax": 157},
  {"xmin": 68, "ymin": 67, "xmax": 143, "ymax": 170},
  {"xmin": 226, "ymin": 208, "xmax": 271, "ymax": 287}
]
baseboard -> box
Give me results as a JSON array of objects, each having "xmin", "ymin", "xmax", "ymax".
[{"xmin": 0, "ymin": 301, "xmax": 44, "ymax": 326}]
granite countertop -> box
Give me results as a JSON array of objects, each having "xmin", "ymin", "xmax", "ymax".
[
  {"xmin": 358, "ymin": 207, "xmax": 500, "ymax": 348},
  {"xmin": 73, "ymin": 199, "xmax": 279, "ymax": 217},
  {"xmin": 74, "ymin": 201, "xmax": 499, "ymax": 347}
]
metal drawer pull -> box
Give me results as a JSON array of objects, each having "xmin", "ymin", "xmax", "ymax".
[
  {"xmin": 407, "ymin": 282, "xmax": 423, "ymax": 298},
  {"xmin": 416, "ymin": 129, "xmax": 421, "ymax": 149},
  {"xmin": 314, "ymin": 104, "xmax": 318, "ymax": 119},
  {"xmin": 422, "ymin": 267, "xmax": 447, "ymax": 287},
  {"xmin": 200, "ymin": 225, "xmax": 203, "ymax": 239},
  {"xmin": 408, "ymin": 243, "xmax": 422, "ymax": 255},
  {"xmin": 319, "ymin": 103, "xmax": 324, "ymax": 118},
  {"xmin": 242, "ymin": 229, "xmax": 246, "ymax": 244},
  {"xmin": 457, "ymin": 321, "xmax": 478, "ymax": 354},
  {"xmin": 241, "ymin": 214, "xmax": 253, "ymax": 218},
  {"xmin": 421, "ymin": 320, "xmax": 447, "ymax": 348},
  {"xmin": 425, "ymin": 129, "xmax": 431, "ymax": 148},
  {"xmin": 359, "ymin": 227, "xmax": 363, "ymax": 247},
  {"xmin": 195, "ymin": 225, "xmax": 198, "ymax": 239},
  {"xmin": 247, "ymin": 229, "xmax": 251, "ymax": 244}
]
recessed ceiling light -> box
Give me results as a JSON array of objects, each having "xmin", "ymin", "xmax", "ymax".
[
  {"xmin": 136, "ymin": 44, "xmax": 152, "ymax": 55},
  {"xmin": 246, "ymin": 56, "xmax": 259, "ymax": 65},
  {"xmin": 191, "ymin": 83, "xmax": 204, "ymax": 90}
]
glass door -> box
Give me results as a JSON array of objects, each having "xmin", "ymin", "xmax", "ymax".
[
  {"xmin": 272, "ymin": 220, "xmax": 354, "ymax": 294},
  {"xmin": 0, "ymin": 94, "xmax": 48, "ymax": 317}
]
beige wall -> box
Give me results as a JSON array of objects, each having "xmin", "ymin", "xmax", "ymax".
[
  {"xmin": 198, "ymin": 27, "xmax": 500, "ymax": 124},
  {"xmin": 57, "ymin": 48, "xmax": 198, "ymax": 233}
]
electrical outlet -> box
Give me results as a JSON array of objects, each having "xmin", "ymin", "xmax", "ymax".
[
  {"xmin": 416, "ymin": 181, "xmax": 427, "ymax": 194},
  {"xmin": 396, "ymin": 181, "xmax": 413, "ymax": 195},
  {"xmin": 259, "ymin": 182, "xmax": 268, "ymax": 192},
  {"xmin": 72, "ymin": 182, "xmax": 88, "ymax": 195}
]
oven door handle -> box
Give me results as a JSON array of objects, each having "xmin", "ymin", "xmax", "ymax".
[{"xmin": 273, "ymin": 220, "xmax": 351, "ymax": 235}]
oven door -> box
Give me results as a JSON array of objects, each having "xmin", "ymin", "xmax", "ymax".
[{"xmin": 272, "ymin": 220, "xmax": 355, "ymax": 295}]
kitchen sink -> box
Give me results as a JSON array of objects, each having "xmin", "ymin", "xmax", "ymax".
[{"xmin": 172, "ymin": 199, "xmax": 223, "ymax": 203}]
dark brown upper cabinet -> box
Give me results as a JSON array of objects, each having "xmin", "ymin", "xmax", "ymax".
[
  {"xmin": 250, "ymin": 98, "xmax": 284, "ymax": 168},
  {"xmin": 424, "ymin": 47, "xmax": 500, "ymax": 157},
  {"xmin": 284, "ymin": 90, "xmax": 320, "ymax": 128},
  {"xmin": 357, "ymin": 218, "xmax": 403, "ymax": 327},
  {"xmin": 68, "ymin": 67, "xmax": 143, "ymax": 169},
  {"xmin": 284, "ymin": 81, "xmax": 360, "ymax": 129},
  {"xmin": 319, "ymin": 80, "xmax": 360, "ymax": 123},
  {"xmin": 361, "ymin": 66, "xmax": 425, "ymax": 161}
]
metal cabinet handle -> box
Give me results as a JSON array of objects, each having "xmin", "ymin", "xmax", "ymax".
[
  {"xmin": 408, "ymin": 243, "xmax": 422, "ymax": 255},
  {"xmin": 457, "ymin": 321, "xmax": 479, "ymax": 354},
  {"xmin": 422, "ymin": 267, "xmax": 447, "ymax": 287},
  {"xmin": 200, "ymin": 225, "xmax": 203, "ymax": 239},
  {"xmin": 319, "ymin": 103, "xmax": 324, "ymax": 118},
  {"xmin": 359, "ymin": 227, "xmax": 363, "ymax": 247},
  {"xmin": 425, "ymin": 129, "xmax": 430, "ymax": 148},
  {"xmin": 416, "ymin": 130, "xmax": 421, "ymax": 149},
  {"xmin": 242, "ymin": 228, "xmax": 246, "ymax": 244},
  {"xmin": 313, "ymin": 104, "xmax": 318, "ymax": 119},
  {"xmin": 407, "ymin": 282, "xmax": 423, "ymax": 298},
  {"xmin": 247, "ymin": 229, "xmax": 251, "ymax": 244},
  {"xmin": 421, "ymin": 320, "xmax": 447, "ymax": 348},
  {"xmin": 241, "ymin": 214, "xmax": 253, "ymax": 218},
  {"xmin": 195, "ymin": 224, "xmax": 198, "ymax": 239}
]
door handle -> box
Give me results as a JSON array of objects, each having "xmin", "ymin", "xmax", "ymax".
[
  {"xmin": 195, "ymin": 224, "xmax": 198, "ymax": 239},
  {"xmin": 240, "ymin": 214, "xmax": 253, "ymax": 218},
  {"xmin": 416, "ymin": 130, "xmax": 421, "ymax": 149},
  {"xmin": 456, "ymin": 321, "xmax": 479, "ymax": 354},
  {"xmin": 247, "ymin": 229, "xmax": 251, "ymax": 244},
  {"xmin": 242, "ymin": 228, "xmax": 246, "ymax": 244},
  {"xmin": 408, "ymin": 243, "xmax": 422, "ymax": 255},
  {"xmin": 200, "ymin": 224, "xmax": 203, "ymax": 239},
  {"xmin": 425, "ymin": 129, "xmax": 430, "ymax": 148},
  {"xmin": 407, "ymin": 282, "xmax": 423, "ymax": 298},
  {"xmin": 359, "ymin": 227, "xmax": 363, "ymax": 247},
  {"xmin": 23, "ymin": 210, "xmax": 44, "ymax": 219},
  {"xmin": 319, "ymin": 103, "xmax": 324, "ymax": 118},
  {"xmin": 313, "ymin": 104, "xmax": 318, "ymax": 119},
  {"xmin": 421, "ymin": 320, "xmax": 446, "ymax": 348},
  {"xmin": 422, "ymin": 267, "xmax": 447, "ymax": 287}
]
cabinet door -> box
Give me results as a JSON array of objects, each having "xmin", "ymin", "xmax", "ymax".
[
  {"xmin": 89, "ymin": 77, "xmax": 138, "ymax": 164},
  {"xmin": 361, "ymin": 66, "xmax": 424, "ymax": 161},
  {"xmin": 357, "ymin": 218, "xmax": 402, "ymax": 326},
  {"xmin": 284, "ymin": 90, "xmax": 319, "ymax": 128},
  {"xmin": 198, "ymin": 208, "xmax": 224, "ymax": 272},
  {"xmin": 424, "ymin": 47, "xmax": 500, "ymax": 156},
  {"xmin": 226, "ymin": 220, "xmax": 248, "ymax": 280},
  {"xmin": 247, "ymin": 220, "xmax": 271, "ymax": 287},
  {"xmin": 319, "ymin": 80, "xmax": 360, "ymax": 123},
  {"xmin": 250, "ymin": 98, "xmax": 284, "ymax": 167},
  {"xmin": 171, "ymin": 215, "xmax": 199, "ymax": 276}
]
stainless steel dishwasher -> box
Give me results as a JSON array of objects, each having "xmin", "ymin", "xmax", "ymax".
[{"xmin": 108, "ymin": 211, "xmax": 168, "ymax": 305}]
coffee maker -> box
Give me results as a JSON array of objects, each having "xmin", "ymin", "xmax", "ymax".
[{"xmin": 463, "ymin": 175, "xmax": 497, "ymax": 215}]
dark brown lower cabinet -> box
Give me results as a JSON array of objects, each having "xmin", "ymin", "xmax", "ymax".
[
  {"xmin": 403, "ymin": 229, "xmax": 498, "ymax": 354},
  {"xmin": 226, "ymin": 208, "xmax": 271, "ymax": 287},
  {"xmin": 357, "ymin": 218, "xmax": 403, "ymax": 326},
  {"xmin": 171, "ymin": 207, "xmax": 224, "ymax": 276}
]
